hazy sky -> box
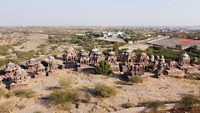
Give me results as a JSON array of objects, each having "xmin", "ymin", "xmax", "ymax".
[{"xmin": 0, "ymin": 0, "xmax": 200, "ymax": 26}]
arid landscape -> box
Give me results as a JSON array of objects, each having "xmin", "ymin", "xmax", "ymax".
[{"xmin": 0, "ymin": 27, "xmax": 200, "ymax": 113}]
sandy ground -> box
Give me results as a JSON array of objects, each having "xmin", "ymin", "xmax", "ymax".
[
  {"xmin": 1, "ymin": 69, "xmax": 199, "ymax": 113},
  {"xmin": 14, "ymin": 34, "xmax": 48, "ymax": 52},
  {"xmin": 119, "ymin": 43, "xmax": 149, "ymax": 51}
]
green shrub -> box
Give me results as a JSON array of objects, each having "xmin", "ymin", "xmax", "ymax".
[
  {"xmin": 95, "ymin": 84, "xmax": 117, "ymax": 98},
  {"xmin": 0, "ymin": 45, "xmax": 13, "ymax": 55},
  {"xmin": 180, "ymin": 95, "xmax": 200, "ymax": 107},
  {"xmin": 4, "ymin": 91, "xmax": 15, "ymax": 98},
  {"xmin": 145, "ymin": 46, "xmax": 181, "ymax": 60},
  {"xmin": 95, "ymin": 61, "xmax": 112, "ymax": 75},
  {"xmin": 48, "ymin": 35, "xmax": 71, "ymax": 44},
  {"xmin": 144, "ymin": 101, "xmax": 165, "ymax": 111},
  {"xmin": 129, "ymin": 76, "xmax": 143, "ymax": 84},
  {"xmin": 16, "ymin": 50, "xmax": 38, "ymax": 61},
  {"xmin": 13, "ymin": 89, "xmax": 37, "ymax": 98},
  {"xmin": 49, "ymin": 90, "xmax": 76, "ymax": 104},
  {"xmin": 59, "ymin": 78, "xmax": 72, "ymax": 89},
  {"xmin": 0, "ymin": 59, "xmax": 7, "ymax": 67}
]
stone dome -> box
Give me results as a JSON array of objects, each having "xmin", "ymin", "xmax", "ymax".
[
  {"xmin": 15, "ymin": 68, "xmax": 26, "ymax": 76},
  {"xmin": 180, "ymin": 52, "xmax": 190, "ymax": 60},
  {"xmin": 141, "ymin": 52, "xmax": 147, "ymax": 56},
  {"xmin": 6, "ymin": 62, "xmax": 15, "ymax": 67},
  {"xmin": 81, "ymin": 52, "xmax": 88, "ymax": 57},
  {"xmin": 67, "ymin": 47, "xmax": 75, "ymax": 54},
  {"xmin": 48, "ymin": 56, "xmax": 55, "ymax": 62},
  {"xmin": 37, "ymin": 63, "xmax": 45, "ymax": 70},
  {"xmin": 91, "ymin": 48, "xmax": 99, "ymax": 53},
  {"xmin": 80, "ymin": 49, "xmax": 85, "ymax": 52},
  {"xmin": 95, "ymin": 51, "xmax": 102, "ymax": 55},
  {"xmin": 109, "ymin": 51, "xmax": 115, "ymax": 56}
]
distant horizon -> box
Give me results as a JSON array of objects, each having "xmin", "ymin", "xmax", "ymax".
[
  {"xmin": 0, "ymin": 25, "xmax": 200, "ymax": 27},
  {"xmin": 1, "ymin": 0, "xmax": 200, "ymax": 26}
]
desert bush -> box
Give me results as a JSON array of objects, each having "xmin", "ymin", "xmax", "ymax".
[
  {"xmin": 0, "ymin": 88, "xmax": 7, "ymax": 98},
  {"xmin": 180, "ymin": 95, "xmax": 200, "ymax": 107},
  {"xmin": 144, "ymin": 101, "xmax": 165, "ymax": 111},
  {"xmin": 129, "ymin": 76, "xmax": 143, "ymax": 84},
  {"xmin": 49, "ymin": 89, "xmax": 90, "ymax": 110},
  {"xmin": 145, "ymin": 46, "xmax": 181, "ymax": 60},
  {"xmin": 49, "ymin": 90, "xmax": 76, "ymax": 105},
  {"xmin": 0, "ymin": 45, "xmax": 13, "ymax": 55},
  {"xmin": 49, "ymin": 35, "xmax": 71, "ymax": 44},
  {"xmin": 122, "ymin": 102, "xmax": 134, "ymax": 108},
  {"xmin": 16, "ymin": 50, "xmax": 38, "ymax": 61},
  {"xmin": 95, "ymin": 61, "xmax": 112, "ymax": 75},
  {"xmin": 13, "ymin": 89, "xmax": 37, "ymax": 98},
  {"xmin": 95, "ymin": 84, "xmax": 117, "ymax": 97},
  {"xmin": 4, "ymin": 91, "xmax": 15, "ymax": 98},
  {"xmin": 59, "ymin": 78, "xmax": 72, "ymax": 89},
  {"xmin": 0, "ymin": 59, "xmax": 7, "ymax": 67},
  {"xmin": 37, "ymin": 44, "xmax": 48, "ymax": 55},
  {"xmin": 74, "ymin": 90, "xmax": 91, "ymax": 103}
]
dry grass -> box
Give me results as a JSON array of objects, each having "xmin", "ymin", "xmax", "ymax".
[
  {"xmin": 0, "ymin": 101, "xmax": 15, "ymax": 113},
  {"xmin": 95, "ymin": 84, "xmax": 117, "ymax": 98},
  {"xmin": 180, "ymin": 95, "xmax": 200, "ymax": 107},
  {"xmin": 12, "ymin": 89, "xmax": 37, "ymax": 98},
  {"xmin": 129, "ymin": 76, "xmax": 143, "ymax": 84},
  {"xmin": 59, "ymin": 78, "xmax": 72, "ymax": 89}
]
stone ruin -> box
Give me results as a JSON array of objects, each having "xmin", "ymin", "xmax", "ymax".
[
  {"xmin": 1, "ymin": 47, "xmax": 199, "ymax": 89},
  {"xmin": 44, "ymin": 56, "xmax": 57, "ymax": 73},
  {"xmin": 77, "ymin": 49, "xmax": 90, "ymax": 65},
  {"xmin": 150, "ymin": 52, "xmax": 200, "ymax": 78},
  {"xmin": 0, "ymin": 62, "xmax": 28, "ymax": 89},
  {"xmin": 62, "ymin": 47, "xmax": 77, "ymax": 68},
  {"xmin": 178, "ymin": 52, "xmax": 191, "ymax": 70},
  {"xmin": 119, "ymin": 51, "xmax": 200, "ymax": 79},
  {"xmin": 121, "ymin": 49, "xmax": 137, "ymax": 65},
  {"xmin": 26, "ymin": 58, "xmax": 38, "ymax": 71},
  {"xmin": 62, "ymin": 47, "xmax": 77, "ymax": 62},
  {"xmin": 107, "ymin": 51, "xmax": 117, "ymax": 64},
  {"xmin": 120, "ymin": 50, "xmax": 146, "ymax": 77},
  {"xmin": 89, "ymin": 48, "xmax": 105, "ymax": 65},
  {"xmin": 35, "ymin": 62, "xmax": 46, "ymax": 76}
]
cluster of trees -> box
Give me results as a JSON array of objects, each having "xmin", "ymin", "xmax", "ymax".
[
  {"xmin": 85, "ymin": 31, "xmax": 103, "ymax": 38},
  {"xmin": 132, "ymin": 45, "xmax": 200, "ymax": 61},
  {"xmin": 144, "ymin": 46, "xmax": 182, "ymax": 60},
  {"xmin": 124, "ymin": 31, "xmax": 151, "ymax": 42}
]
